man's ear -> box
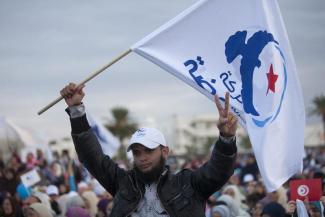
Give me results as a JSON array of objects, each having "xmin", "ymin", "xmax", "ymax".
[{"xmin": 161, "ymin": 146, "xmax": 169, "ymax": 159}]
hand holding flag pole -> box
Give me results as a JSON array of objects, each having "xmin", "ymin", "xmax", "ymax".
[{"xmin": 37, "ymin": 49, "xmax": 131, "ymax": 115}]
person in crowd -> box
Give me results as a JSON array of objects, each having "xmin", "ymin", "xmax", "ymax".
[
  {"xmin": 46, "ymin": 185, "xmax": 62, "ymax": 216},
  {"xmin": 60, "ymin": 150, "xmax": 71, "ymax": 171},
  {"xmin": 261, "ymin": 202, "xmax": 286, "ymax": 217},
  {"xmin": 227, "ymin": 169, "xmax": 241, "ymax": 186},
  {"xmin": 222, "ymin": 184, "xmax": 247, "ymax": 211},
  {"xmin": 66, "ymin": 193, "xmax": 86, "ymax": 210},
  {"xmin": 26, "ymin": 153, "xmax": 37, "ymax": 170},
  {"xmin": 77, "ymin": 182, "xmax": 90, "ymax": 195},
  {"xmin": 1, "ymin": 168, "xmax": 19, "ymax": 196},
  {"xmin": 96, "ymin": 198, "xmax": 113, "ymax": 217},
  {"xmin": 23, "ymin": 191, "xmax": 52, "ymax": 212},
  {"xmin": 9, "ymin": 154, "xmax": 26, "ymax": 175},
  {"xmin": 44, "ymin": 162, "xmax": 65, "ymax": 188},
  {"xmin": 218, "ymin": 194, "xmax": 250, "ymax": 217},
  {"xmin": 23, "ymin": 202, "xmax": 53, "ymax": 217},
  {"xmin": 60, "ymin": 83, "xmax": 238, "ymax": 217},
  {"xmin": 211, "ymin": 203, "xmax": 231, "ymax": 217},
  {"xmin": 66, "ymin": 206, "xmax": 91, "ymax": 217},
  {"xmin": 0, "ymin": 196, "xmax": 23, "ymax": 217},
  {"xmin": 251, "ymin": 201, "xmax": 264, "ymax": 217},
  {"xmin": 36, "ymin": 149, "xmax": 47, "ymax": 169},
  {"xmin": 82, "ymin": 190, "xmax": 99, "ymax": 217},
  {"xmin": 240, "ymin": 154, "xmax": 259, "ymax": 183}
]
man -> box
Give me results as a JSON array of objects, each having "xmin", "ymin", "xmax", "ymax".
[{"xmin": 60, "ymin": 83, "xmax": 238, "ymax": 217}]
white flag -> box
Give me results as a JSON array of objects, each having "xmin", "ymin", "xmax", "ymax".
[
  {"xmin": 296, "ymin": 200, "xmax": 309, "ymax": 217},
  {"xmin": 20, "ymin": 169, "xmax": 41, "ymax": 188},
  {"xmin": 86, "ymin": 112, "xmax": 121, "ymax": 157},
  {"xmin": 131, "ymin": 0, "xmax": 305, "ymax": 191}
]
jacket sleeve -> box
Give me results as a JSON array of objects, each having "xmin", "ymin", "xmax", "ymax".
[
  {"xmin": 69, "ymin": 114, "xmax": 127, "ymax": 196},
  {"xmin": 191, "ymin": 137, "xmax": 237, "ymax": 199}
]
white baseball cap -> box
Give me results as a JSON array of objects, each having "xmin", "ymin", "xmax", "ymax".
[
  {"xmin": 127, "ymin": 127, "xmax": 167, "ymax": 152},
  {"xmin": 243, "ymin": 173, "xmax": 254, "ymax": 183},
  {"xmin": 46, "ymin": 185, "xmax": 59, "ymax": 196}
]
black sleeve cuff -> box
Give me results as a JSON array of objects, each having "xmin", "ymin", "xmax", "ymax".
[{"xmin": 215, "ymin": 138, "xmax": 237, "ymax": 156}]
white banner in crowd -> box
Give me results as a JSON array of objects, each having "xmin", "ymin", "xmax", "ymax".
[
  {"xmin": 131, "ymin": 0, "xmax": 305, "ymax": 191},
  {"xmin": 86, "ymin": 112, "xmax": 121, "ymax": 157},
  {"xmin": 21, "ymin": 169, "xmax": 41, "ymax": 188}
]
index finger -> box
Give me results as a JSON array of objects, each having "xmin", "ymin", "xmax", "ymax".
[
  {"xmin": 224, "ymin": 92, "xmax": 230, "ymax": 115},
  {"xmin": 214, "ymin": 94, "xmax": 224, "ymax": 114},
  {"xmin": 75, "ymin": 84, "xmax": 85, "ymax": 93}
]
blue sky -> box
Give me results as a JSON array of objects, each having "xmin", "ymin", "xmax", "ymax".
[{"xmin": 0, "ymin": 0, "xmax": 324, "ymax": 140}]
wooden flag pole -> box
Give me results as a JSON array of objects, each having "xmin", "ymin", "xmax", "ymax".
[{"xmin": 37, "ymin": 49, "xmax": 132, "ymax": 115}]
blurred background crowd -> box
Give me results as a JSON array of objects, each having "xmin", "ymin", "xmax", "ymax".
[
  {"xmin": 1, "ymin": 94, "xmax": 324, "ymax": 217},
  {"xmin": 0, "ymin": 144, "xmax": 324, "ymax": 217}
]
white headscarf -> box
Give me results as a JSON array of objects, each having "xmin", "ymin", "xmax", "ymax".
[
  {"xmin": 29, "ymin": 203, "xmax": 53, "ymax": 217},
  {"xmin": 218, "ymin": 195, "xmax": 240, "ymax": 217},
  {"xmin": 32, "ymin": 191, "xmax": 52, "ymax": 210},
  {"xmin": 222, "ymin": 185, "xmax": 245, "ymax": 208},
  {"xmin": 82, "ymin": 191, "xmax": 99, "ymax": 217}
]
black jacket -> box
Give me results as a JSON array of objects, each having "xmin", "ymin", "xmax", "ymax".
[{"xmin": 70, "ymin": 114, "xmax": 237, "ymax": 217}]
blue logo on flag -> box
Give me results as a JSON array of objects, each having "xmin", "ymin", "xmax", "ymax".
[
  {"xmin": 183, "ymin": 30, "xmax": 287, "ymax": 128},
  {"xmin": 225, "ymin": 30, "xmax": 287, "ymax": 127}
]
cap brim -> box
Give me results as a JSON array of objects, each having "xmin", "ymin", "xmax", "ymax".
[{"xmin": 127, "ymin": 138, "xmax": 160, "ymax": 152}]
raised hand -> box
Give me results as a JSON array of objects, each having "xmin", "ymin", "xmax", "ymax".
[
  {"xmin": 214, "ymin": 92, "xmax": 238, "ymax": 137},
  {"xmin": 60, "ymin": 83, "xmax": 85, "ymax": 107},
  {"xmin": 287, "ymin": 200, "xmax": 296, "ymax": 215}
]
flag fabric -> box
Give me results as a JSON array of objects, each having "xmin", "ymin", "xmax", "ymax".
[
  {"xmin": 20, "ymin": 169, "xmax": 41, "ymax": 188},
  {"xmin": 290, "ymin": 179, "xmax": 322, "ymax": 201},
  {"xmin": 131, "ymin": 0, "xmax": 305, "ymax": 191},
  {"xmin": 296, "ymin": 200, "xmax": 309, "ymax": 217},
  {"xmin": 86, "ymin": 112, "xmax": 121, "ymax": 157}
]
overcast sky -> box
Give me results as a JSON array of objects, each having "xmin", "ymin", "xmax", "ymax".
[{"xmin": 0, "ymin": 0, "xmax": 324, "ymax": 141}]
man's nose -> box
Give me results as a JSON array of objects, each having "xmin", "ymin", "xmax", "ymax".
[{"xmin": 138, "ymin": 153, "xmax": 149, "ymax": 162}]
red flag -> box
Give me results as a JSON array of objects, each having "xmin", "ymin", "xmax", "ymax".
[{"xmin": 290, "ymin": 179, "xmax": 322, "ymax": 201}]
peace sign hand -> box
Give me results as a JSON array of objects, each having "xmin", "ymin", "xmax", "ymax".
[{"xmin": 215, "ymin": 92, "xmax": 238, "ymax": 137}]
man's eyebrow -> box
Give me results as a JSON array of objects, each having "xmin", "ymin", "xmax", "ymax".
[{"xmin": 144, "ymin": 147, "xmax": 154, "ymax": 151}]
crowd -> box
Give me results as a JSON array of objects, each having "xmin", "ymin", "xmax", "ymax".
[{"xmin": 0, "ymin": 145, "xmax": 324, "ymax": 217}]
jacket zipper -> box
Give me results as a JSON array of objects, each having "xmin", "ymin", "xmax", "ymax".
[
  {"xmin": 124, "ymin": 174, "xmax": 143, "ymax": 217},
  {"xmin": 157, "ymin": 168, "xmax": 173, "ymax": 217},
  {"xmin": 124, "ymin": 169, "xmax": 172, "ymax": 217}
]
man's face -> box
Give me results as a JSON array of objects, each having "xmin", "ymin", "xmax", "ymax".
[{"xmin": 131, "ymin": 144, "xmax": 169, "ymax": 174}]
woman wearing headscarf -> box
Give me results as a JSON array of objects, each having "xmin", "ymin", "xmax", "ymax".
[
  {"xmin": 97, "ymin": 198, "xmax": 109, "ymax": 217},
  {"xmin": 24, "ymin": 203, "xmax": 53, "ymax": 217},
  {"xmin": 211, "ymin": 204, "xmax": 231, "ymax": 217},
  {"xmin": 66, "ymin": 194, "xmax": 86, "ymax": 210},
  {"xmin": 218, "ymin": 194, "xmax": 251, "ymax": 217},
  {"xmin": 82, "ymin": 191, "xmax": 99, "ymax": 217},
  {"xmin": 223, "ymin": 185, "xmax": 246, "ymax": 209},
  {"xmin": 222, "ymin": 185, "xmax": 250, "ymax": 216}
]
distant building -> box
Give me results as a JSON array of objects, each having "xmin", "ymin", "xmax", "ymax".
[
  {"xmin": 304, "ymin": 124, "xmax": 325, "ymax": 147},
  {"xmin": 170, "ymin": 114, "xmax": 247, "ymax": 155},
  {"xmin": 169, "ymin": 115, "xmax": 324, "ymax": 155}
]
